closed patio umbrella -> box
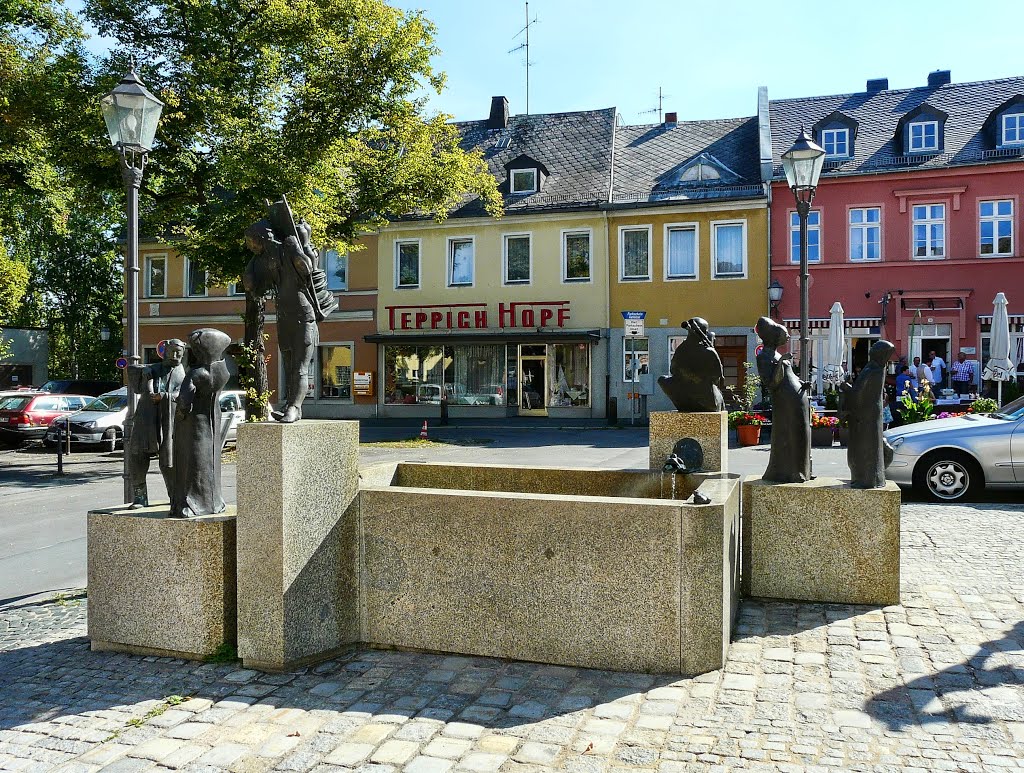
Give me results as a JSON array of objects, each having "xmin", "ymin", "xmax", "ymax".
[
  {"xmin": 822, "ymin": 301, "xmax": 846, "ymax": 388},
  {"xmin": 983, "ymin": 292, "xmax": 1014, "ymax": 405}
]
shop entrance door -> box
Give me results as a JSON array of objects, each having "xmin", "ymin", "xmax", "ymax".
[{"xmin": 519, "ymin": 344, "xmax": 547, "ymax": 416}]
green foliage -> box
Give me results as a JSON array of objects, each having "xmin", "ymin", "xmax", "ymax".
[
  {"xmin": 727, "ymin": 361, "xmax": 762, "ymax": 411},
  {"xmin": 969, "ymin": 397, "xmax": 999, "ymax": 414},
  {"xmin": 898, "ymin": 381, "xmax": 935, "ymax": 424},
  {"xmin": 204, "ymin": 643, "xmax": 238, "ymax": 664},
  {"xmin": 823, "ymin": 388, "xmax": 839, "ymax": 411},
  {"xmin": 0, "ymin": 244, "xmax": 29, "ymax": 322},
  {"xmin": 236, "ymin": 334, "xmax": 273, "ymax": 421},
  {"xmin": 728, "ymin": 411, "xmax": 768, "ymax": 428}
]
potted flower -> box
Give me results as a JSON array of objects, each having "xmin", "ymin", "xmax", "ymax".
[
  {"xmin": 836, "ymin": 415, "xmax": 850, "ymax": 447},
  {"xmin": 968, "ymin": 397, "xmax": 998, "ymax": 414},
  {"xmin": 810, "ymin": 412, "xmax": 838, "ymax": 447},
  {"xmin": 728, "ymin": 410, "xmax": 768, "ymax": 446}
]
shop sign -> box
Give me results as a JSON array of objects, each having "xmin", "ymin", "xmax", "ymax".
[
  {"xmin": 353, "ymin": 371, "xmax": 374, "ymax": 396},
  {"xmin": 386, "ymin": 301, "xmax": 571, "ymax": 331}
]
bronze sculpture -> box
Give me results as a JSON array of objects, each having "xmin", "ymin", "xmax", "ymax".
[
  {"xmin": 244, "ymin": 197, "xmax": 337, "ymax": 423},
  {"xmin": 755, "ymin": 316, "xmax": 810, "ymax": 483},
  {"xmin": 839, "ymin": 340, "xmax": 894, "ymax": 488},
  {"xmin": 658, "ymin": 317, "xmax": 725, "ymax": 412},
  {"xmin": 125, "ymin": 339, "xmax": 186, "ymax": 508},
  {"xmin": 169, "ymin": 328, "xmax": 231, "ymax": 518}
]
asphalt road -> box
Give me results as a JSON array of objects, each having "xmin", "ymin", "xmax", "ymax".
[{"xmin": 1, "ymin": 424, "xmax": 858, "ymax": 605}]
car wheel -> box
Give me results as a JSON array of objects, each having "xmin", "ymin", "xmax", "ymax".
[
  {"xmin": 103, "ymin": 429, "xmax": 117, "ymax": 453},
  {"xmin": 913, "ymin": 450, "xmax": 982, "ymax": 502}
]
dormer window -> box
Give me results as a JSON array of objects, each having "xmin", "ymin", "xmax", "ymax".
[
  {"xmin": 679, "ymin": 163, "xmax": 720, "ymax": 182},
  {"xmin": 666, "ymin": 153, "xmax": 737, "ymax": 188},
  {"xmin": 1002, "ymin": 113, "xmax": 1024, "ymax": 146},
  {"xmin": 822, "ymin": 127, "xmax": 849, "ymax": 158},
  {"xmin": 908, "ymin": 121, "xmax": 939, "ymax": 152},
  {"xmin": 510, "ymin": 168, "xmax": 537, "ymax": 194}
]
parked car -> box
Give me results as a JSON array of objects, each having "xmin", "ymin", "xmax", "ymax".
[
  {"xmin": 219, "ymin": 390, "xmax": 247, "ymax": 446},
  {"xmin": 39, "ymin": 379, "xmax": 121, "ymax": 397},
  {"xmin": 0, "ymin": 393, "xmax": 90, "ymax": 442},
  {"xmin": 45, "ymin": 388, "xmax": 128, "ymax": 451},
  {"xmin": 884, "ymin": 395, "xmax": 1024, "ymax": 502}
]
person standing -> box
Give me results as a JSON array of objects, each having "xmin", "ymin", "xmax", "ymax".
[
  {"xmin": 929, "ymin": 350, "xmax": 946, "ymax": 389},
  {"xmin": 913, "ymin": 356, "xmax": 931, "ymax": 388},
  {"xmin": 950, "ymin": 352, "xmax": 975, "ymax": 396}
]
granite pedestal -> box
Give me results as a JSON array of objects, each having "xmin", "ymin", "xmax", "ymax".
[
  {"xmin": 649, "ymin": 411, "xmax": 728, "ymax": 472},
  {"xmin": 87, "ymin": 505, "xmax": 237, "ymax": 659},
  {"xmin": 741, "ymin": 477, "xmax": 901, "ymax": 605},
  {"xmin": 235, "ymin": 420, "xmax": 360, "ymax": 671}
]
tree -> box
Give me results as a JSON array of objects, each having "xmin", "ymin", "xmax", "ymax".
[{"xmin": 85, "ymin": 0, "xmax": 501, "ymax": 418}]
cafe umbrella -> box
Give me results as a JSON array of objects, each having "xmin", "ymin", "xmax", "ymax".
[{"xmin": 982, "ymin": 292, "xmax": 1014, "ymax": 405}]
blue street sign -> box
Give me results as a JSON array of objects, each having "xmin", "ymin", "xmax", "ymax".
[
  {"xmin": 621, "ymin": 310, "xmax": 646, "ymax": 320},
  {"xmin": 115, "ymin": 357, "xmax": 128, "ymax": 369},
  {"xmin": 157, "ymin": 339, "xmax": 167, "ymax": 358}
]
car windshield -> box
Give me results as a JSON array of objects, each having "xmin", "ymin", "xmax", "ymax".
[
  {"xmin": 993, "ymin": 395, "xmax": 1024, "ymax": 420},
  {"xmin": 84, "ymin": 394, "xmax": 128, "ymax": 412},
  {"xmin": 38, "ymin": 380, "xmax": 70, "ymax": 392},
  {"xmin": 0, "ymin": 396, "xmax": 31, "ymax": 411}
]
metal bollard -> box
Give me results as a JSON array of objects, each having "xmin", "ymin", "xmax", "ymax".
[
  {"xmin": 440, "ymin": 395, "xmax": 449, "ymax": 426},
  {"xmin": 55, "ymin": 425, "xmax": 64, "ymax": 475}
]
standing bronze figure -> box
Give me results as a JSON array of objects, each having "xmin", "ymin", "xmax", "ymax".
[
  {"xmin": 169, "ymin": 328, "xmax": 231, "ymax": 518},
  {"xmin": 840, "ymin": 340, "xmax": 895, "ymax": 488},
  {"xmin": 244, "ymin": 197, "xmax": 337, "ymax": 423},
  {"xmin": 124, "ymin": 339, "xmax": 186, "ymax": 507},
  {"xmin": 658, "ymin": 317, "xmax": 725, "ymax": 412},
  {"xmin": 756, "ymin": 316, "xmax": 810, "ymax": 483}
]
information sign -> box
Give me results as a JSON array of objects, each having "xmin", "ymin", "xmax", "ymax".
[
  {"xmin": 622, "ymin": 310, "xmax": 646, "ymax": 338},
  {"xmin": 353, "ymin": 371, "xmax": 374, "ymax": 397}
]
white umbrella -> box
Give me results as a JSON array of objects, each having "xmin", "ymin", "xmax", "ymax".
[
  {"xmin": 982, "ymin": 292, "xmax": 1014, "ymax": 405},
  {"xmin": 822, "ymin": 301, "xmax": 846, "ymax": 388}
]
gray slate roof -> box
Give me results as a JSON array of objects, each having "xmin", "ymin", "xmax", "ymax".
[
  {"xmin": 612, "ymin": 116, "xmax": 764, "ymax": 204},
  {"xmin": 768, "ymin": 76, "xmax": 1024, "ymax": 178},
  {"xmin": 444, "ymin": 107, "xmax": 617, "ymax": 218}
]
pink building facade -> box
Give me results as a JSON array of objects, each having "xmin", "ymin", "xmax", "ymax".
[{"xmin": 767, "ymin": 73, "xmax": 1024, "ymax": 391}]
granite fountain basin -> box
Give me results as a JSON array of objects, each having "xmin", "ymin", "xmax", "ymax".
[{"xmin": 358, "ymin": 462, "xmax": 741, "ymax": 675}]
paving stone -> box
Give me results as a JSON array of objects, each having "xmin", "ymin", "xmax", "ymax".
[{"xmin": 404, "ymin": 756, "xmax": 455, "ymax": 773}]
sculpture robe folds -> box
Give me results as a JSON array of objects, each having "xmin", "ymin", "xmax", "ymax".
[
  {"xmin": 840, "ymin": 340, "xmax": 895, "ymax": 488},
  {"xmin": 658, "ymin": 317, "xmax": 725, "ymax": 412},
  {"xmin": 170, "ymin": 329, "xmax": 231, "ymax": 518},
  {"xmin": 756, "ymin": 316, "xmax": 810, "ymax": 484}
]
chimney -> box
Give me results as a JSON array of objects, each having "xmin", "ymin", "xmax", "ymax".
[
  {"xmin": 487, "ymin": 96, "xmax": 509, "ymax": 129},
  {"xmin": 664, "ymin": 111, "xmax": 678, "ymax": 127},
  {"xmin": 866, "ymin": 78, "xmax": 888, "ymax": 93},
  {"xmin": 927, "ymin": 70, "xmax": 951, "ymax": 87}
]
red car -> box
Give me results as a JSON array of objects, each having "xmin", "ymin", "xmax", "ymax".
[{"xmin": 0, "ymin": 393, "xmax": 90, "ymax": 442}]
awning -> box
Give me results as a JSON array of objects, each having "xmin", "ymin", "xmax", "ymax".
[
  {"xmin": 365, "ymin": 329, "xmax": 602, "ymax": 345},
  {"xmin": 783, "ymin": 318, "xmax": 881, "ymax": 331},
  {"xmin": 978, "ymin": 314, "xmax": 1024, "ymax": 325}
]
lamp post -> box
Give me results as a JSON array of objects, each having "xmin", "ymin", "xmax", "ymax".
[
  {"xmin": 100, "ymin": 327, "xmax": 111, "ymax": 342},
  {"xmin": 781, "ymin": 127, "xmax": 825, "ymax": 479},
  {"xmin": 100, "ymin": 68, "xmax": 164, "ymax": 503},
  {"xmin": 768, "ymin": 279, "xmax": 784, "ymax": 319}
]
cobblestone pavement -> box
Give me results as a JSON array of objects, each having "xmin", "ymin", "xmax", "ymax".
[{"xmin": 2, "ymin": 502, "xmax": 1023, "ymax": 773}]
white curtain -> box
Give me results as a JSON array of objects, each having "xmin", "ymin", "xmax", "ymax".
[
  {"xmin": 715, "ymin": 225, "xmax": 744, "ymax": 274},
  {"xmin": 450, "ymin": 241, "xmax": 473, "ymax": 284},
  {"xmin": 667, "ymin": 228, "xmax": 695, "ymax": 277}
]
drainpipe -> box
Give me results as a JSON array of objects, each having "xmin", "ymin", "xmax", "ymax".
[{"xmin": 603, "ymin": 208, "xmax": 612, "ymax": 421}]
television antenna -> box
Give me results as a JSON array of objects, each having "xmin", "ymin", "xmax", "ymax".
[
  {"xmin": 639, "ymin": 87, "xmax": 670, "ymax": 123},
  {"xmin": 508, "ymin": 1, "xmax": 539, "ymax": 114}
]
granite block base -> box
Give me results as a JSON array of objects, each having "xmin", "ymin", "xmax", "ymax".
[
  {"xmin": 649, "ymin": 411, "xmax": 728, "ymax": 472},
  {"xmin": 87, "ymin": 505, "xmax": 236, "ymax": 660},
  {"xmin": 741, "ymin": 477, "xmax": 901, "ymax": 605},
  {"xmin": 235, "ymin": 420, "xmax": 360, "ymax": 671}
]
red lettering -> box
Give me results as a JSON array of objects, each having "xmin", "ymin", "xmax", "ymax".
[
  {"xmin": 498, "ymin": 303, "xmax": 513, "ymax": 328},
  {"xmin": 400, "ymin": 312, "xmax": 412, "ymax": 329},
  {"xmin": 522, "ymin": 308, "xmax": 535, "ymax": 327},
  {"xmin": 415, "ymin": 312, "xmax": 427, "ymax": 329},
  {"xmin": 474, "ymin": 310, "xmax": 488, "ymax": 328},
  {"xmin": 446, "ymin": 311, "xmax": 453, "ymax": 329},
  {"xmin": 388, "ymin": 307, "xmax": 397, "ymax": 330},
  {"xmin": 539, "ymin": 308, "xmax": 553, "ymax": 327},
  {"xmin": 430, "ymin": 311, "xmax": 443, "ymax": 329},
  {"xmin": 557, "ymin": 307, "xmax": 570, "ymax": 327},
  {"xmin": 457, "ymin": 311, "xmax": 470, "ymax": 328}
]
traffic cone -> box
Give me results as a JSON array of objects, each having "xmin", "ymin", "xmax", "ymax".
[{"xmin": 419, "ymin": 420, "xmax": 428, "ymax": 440}]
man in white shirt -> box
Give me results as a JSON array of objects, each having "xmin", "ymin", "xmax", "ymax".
[
  {"xmin": 929, "ymin": 350, "xmax": 946, "ymax": 389},
  {"xmin": 913, "ymin": 356, "xmax": 931, "ymax": 388}
]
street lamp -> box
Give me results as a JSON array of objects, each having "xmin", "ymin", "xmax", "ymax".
[
  {"xmin": 781, "ymin": 127, "xmax": 825, "ymax": 480},
  {"xmin": 100, "ymin": 327, "xmax": 111, "ymax": 342},
  {"xmin": 100, "ymin": 68, "xmax": 164, "ymax": 503},
  {"xmin": 767, "ymin": 279, "xmax": 784, "ymax": 319}
]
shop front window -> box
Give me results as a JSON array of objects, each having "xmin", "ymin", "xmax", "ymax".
[
  {"xmin": 444, "ymin": 344, "xmax": 504, "ymax": 405},
  {"xmin": 548, "ymin": 343, "xmax": 590, "ymax": 407},
  {"xmin": 383, "ymin": 344, "xmax": 501, "ymax": 406},
  {"xmin": 319, "ymin": 344, "xmax": 352, "ymax": 399}
]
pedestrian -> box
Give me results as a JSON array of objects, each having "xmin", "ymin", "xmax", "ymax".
[
  {"xmin": 929, "ymin": 350, "xmax": 946, "ymax": 389},
  {"xmin": 950, "ymin": 352, "xmax": 975, "ymax": 396},
  {"xmin": 896, "ymin": 365, "xmax": 917, "ymax": 402},
  {"xmin": 913, "ymin": 356, "xmax": 930, "ymax": 388}
]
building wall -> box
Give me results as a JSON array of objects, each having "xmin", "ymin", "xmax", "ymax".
[
  {"xmin": 769, "ymin": 163, "xmax": 1024, "ymax": 374},
  {"xmin": 0, "ymin": 327, "xmax": 48, "ymax": 388}
]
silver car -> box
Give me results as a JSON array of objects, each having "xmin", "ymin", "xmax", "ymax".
[
  {"xmin": 45, "ymin": 389, "xmax": 128, "ymax": 451},
  {"xmin": 884, "ymin": 395, "xmax": 1024, "ymax": 501}
]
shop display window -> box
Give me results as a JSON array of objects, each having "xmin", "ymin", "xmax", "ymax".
[{"xmin": 548, "ymin": 343, "xmax": 590, "ymax": 407}]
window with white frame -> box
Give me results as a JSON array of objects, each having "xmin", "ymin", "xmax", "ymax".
[
  {"xmin": 322, "ymin": 248, "xmax": 348, "ymax": 291},
  {"xmin": 447, "ymin": 237, "xmax": 474, "ymax": 286},
  {"xmin": 144, "ymin": 254, "xmax": 166, "ymax": 298},
  {"xmin": 395, "ymin": 240, "xmax": 420, "ymax": 288},
  {"xmin": 789, "ymin": 211, "xmax": 820, "ymax": 264},
  {"xmin": 908, "ymin": 121, "xmax": 939, "ymax": 152},
  {"xmin": 510, "ymin": 168, "xmax": 537, "ymax": 194},
  {"xmin": 503, "ymin": 234, "xmax": 531, "ymax": 284},
  {"xmin": 623, "ymin": 337, "xmax": 649, "ymax": 381},
  {"xmin": 562, "ymin": 230, "xmax": 591, "ymax": 282},
  {"xmin": 1001, "ymin": 113, "xmax": 1024, "ymax": 146},
  {"xmin": 619, "ymin": 226, "xmax": 651, "ymax": 280},
  {"xmin": 228, "ymin": 281, "xmax": 245, "ymax": 295},
  {"xmin": 912, "ymin": 204, "xmax": 945, "ymax": 258},
  {"xmin": 822, "ymin": 128, "xmax": 849, "ymax": 157},
  {"xmin": 679, "ymin": 163, "xmax": 720, "ymax": 182},
  {"xmin": 713, "ymin": 222, "xmax": 746, "ymax": 277},
  {"xmin": 665, "ymin": 225, "xmax": 697, "ymax": 279},
  {"xmin": 849, "ymin": 207, "xmax": 881, "ymax": 261},
  {"xmin": 185, "ymin": 257, "xmax": 207, "ymax": 296},
  {"xmin": 980, "ymin": 200, "xmax": 1013, "ymax": 256}
]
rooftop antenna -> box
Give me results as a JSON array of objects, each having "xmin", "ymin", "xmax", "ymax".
[
  {"xmin": 508, "ymin": 1, "xmax": 538, "ymax": 114},
  {"xmin": 639, "ymin": 87, "xmax": 669, "ymax": 123}
]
